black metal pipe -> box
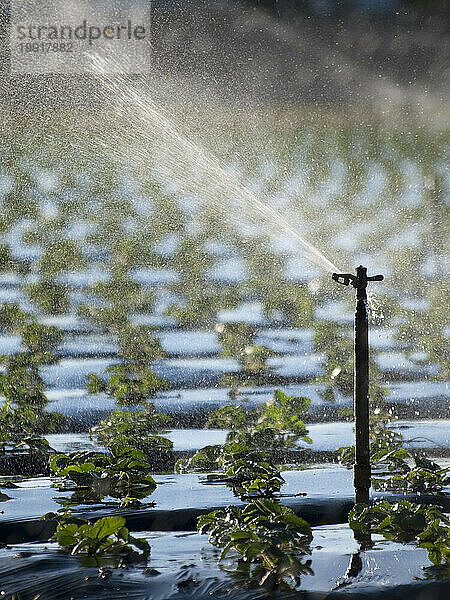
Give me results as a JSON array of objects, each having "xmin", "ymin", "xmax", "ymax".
[
  {"xmin": 332, "ymin": 265, "xmax": 383, "ymax": 506},
  {"xmin": 354, "ymin": 266, "xmax": 370, "ymax": 504}
]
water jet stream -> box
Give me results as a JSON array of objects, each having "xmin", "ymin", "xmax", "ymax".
[{"xmin": 86, "ymin": 62, "xmax": 340, "ymax": 274}]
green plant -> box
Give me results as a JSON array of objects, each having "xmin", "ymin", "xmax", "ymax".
[
  {"xmin": 116, "ymin": 324, "xmax": 166, "ymax": 364},
  {"xmin": 220, "ymin": 447, "xmax": 285, "ymax": 498},
  {"xmin": 0, "ymin": 166, "xmax": 37, "ymax": 227},
  {"xmin": 164, "ymin": 235, "xmax": 240, "ymax": 327},
  {"xmin": 91, "ymin": 406, "xmax": 172, "ymax": 452},
  {"xmin": 78, "ymin": 235, "xmax": 156, "ymax": 327},
  {"xmin": 371, "ymin": 449, "xmax": 450, "ymax": 494},
  {"xmin": 50, "ymin": 446, "xmax": 157, "ymax": 506},
  {"xmin": 217, "ymin": 322, "xmax": 275, "ymax": 374},
  {"xmin": 23, "ymin": 240, "xmax": 85, "ymax": 314},
  {"xmin": 313, "ymin": 320, "xmax": 388, "ymax": 406},
  {"xmin": 86, "ymin": 324, "xmax": 171, "ymax": 464},
  {"xmin": 0, "ymin": 243, "xmax": 15, "ymax": 271},
  {"xmin": 176, "ymin": 442, "xmax": 285, "ymax": 499},
  {"xmin": 52, "ymin": 514, "xmax": 150, "ymax": 566},
  {"xmin": 263, "ymin": 283, "xmax": 315, "ymax": 327},
  {"xmin": 337, "ymin": 430, "xmax": 449, "ymax": 496},
  {"xmin": 77, "ymin": 303, "xmax": 129, "ymax": 330},
  {"xmin": 175, "ymin": 444, "xmax": 223, "ymax": 473},
  {"xmin": 38, "ymin": 239, "xmax": 86, "ymax": 277},
  {"xmin": 0, "ymin": 303, "xmax": 27, "ymax": 332},
  {"xmin": 349, "ymin": 501, "xmax": 450, "ymax": 566},
  {"xmin": 21, "ymin": 321, "xmax": 64, "ymax": 354},
  {"xmin": 313, "ymin": 320, "xmax": 353, "ymax": 398},
  {"xmin": 396, "ymin": 280, "xmax": 450, "ymax": 380},
  {"xmin": 0, "ymin": 318, "xmax": 65, "ymax": 456},
  {"xmin": 337, "ymin": 426, "xmax": 403, "ymax": 470},
  {"xmin": 176, "ymin": 390, "xmax": 311, "ymax": 500},
  {"xmin": 177, "ymin": 391, "xmax": 310, "ymax": 500},
  {"xmin": 87, "ymin": 364, "xmax": 169, "ymax": 406},
  {"xmin": 198, "ymin": 498, "xmax": 313, "ymax": 590},
  {"xmin": 87, "ymin": 324, "xmax": 168, "ymax": 406},
  {"xmin": 0, "ymin": 402, "xmax": 60, "ymax": 454},
  {"xmin": 0, "ymin": 322, "xmax": 63, "ymax": 408},
  {"xmin": 25, "ymin": 280, "xmax": 69, "ymax": 314},
  {"xmin": 166, "ymin": 289, "xmax": 239, "ymax": 329},
  {"xmin": 91, "ymin": 272, "xmax": 155, "ymax": 317},
  {"xmin": 209, "ymin": 389, "xmax": 311, "ymax": 451},
  {"xmin": 0, "ymin": 353, "xmax": 48, "ymax": 408}
]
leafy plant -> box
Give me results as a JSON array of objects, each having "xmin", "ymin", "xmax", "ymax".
[
  {"xmin": 23, "ymin": 240, "xmax": 85, "ymax": 314},
  {"xmin": 176, "ymin": 442, "xmax": 285, "ymax": 499},
  {"xmin": 50, "ymin": 446, "xmax": 157, "ymax": 506},
  {"xmin": 2, "ymin": 401, "xmax": 63, "ymax": 442},
  {"xmin": 0, "ymin": 243, "xmax": 15, "ymax": 271},
  {"xmin": 87, "ymin": 324, "xmax": 168, "ymax": 406},
  {"xmin": 87, "ymin": 364, "xmax": 169, "ymax": 406},
  {"xmin": 198, "ymin": 498, "xmax": 313, "ymax": 590},
  {"xmin": 220, "ymin": 447, "xmax": 285, "ymax": 499},
  {"xmin": 264, "ymin": 283, "xmax": 315, "ymax": 327},
  {"xmin": 209, "ymin": 389, "xmax": 311, "ymax": 451},
  {"xmin": 0, "ymin": 303, "xmax": 27, "ymax": 332},
  {"xmin": 371, "ymin": 449, "xmax": 450, "ymax": 494},
  {"xmin": 0, "ymin": 402, "xmax": 60, "ymax": 454},
  {"xmin": 217, "ymin": 322, "xmax": 275, "ymax": 374},
  {"xmin": 164, "ymin": 235, "xmax": 240, "ymax": 327},
  {"xmin": 116, "ymin": 324, "xmax": 166, "ymax": 364},
  {"xmin": 52, "ymin": 514, "xmax": 150, "ymax": 566},
  {"xmin": 176, "ymin": 390, "xmax": 312, "ymax": 502},
  {"xmin": 20, "ymin": 321, "xmax": 64, "ymax": 355},
  {"xmin": 396, "ymin": 280, "xmax": 449, "ymax": 380},
  {"xmin": 86, "ymin": 324, "xmax": 171, "ymax": 467},
  {"xmin": 0, "ymin": 317, "xmax": 65, "ymax": 456},
  {"xmin": 175, "ymin": 444, "xmax": 223, "ymax": 474},
  {"xmin": 166, "ymin": 289, "xmax": 239, "ymax": 329},
  {"xmin": 25, "ymin": 280, "xmax": 69, "ymax": 315},
  {"xmin": 0, "ymin": 322, "xmax": 63, "ymax": 408},
  {"xmin": 38, "ymin": 239, "xmax": 86, "ymax": 277},
  {"xmin": 90, "ymin": 272, "xmax": 155, "ymax": 317},
  {"xmin": 349, "ymin": 501, "xmax": 450, "ymax": 566},
  {"xmin": 337, "ymin": 430, "xmax": 449, "ymax": 495},
  {"xmin": 91, "ymin": 406, "xmax": 172, "ymax": 453},
  {"xmin": 313, "ymin": 320, "xmax": 353, "ymax": 398},
  {"xmin": 313, "ymin": 320, "xmax": 387, "ymax": 406}
]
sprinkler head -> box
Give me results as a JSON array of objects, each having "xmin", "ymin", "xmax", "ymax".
[
  {"xmin": 332, "ymin": 266, "xmax": 383, "ymax": 300},
  {"xmin": 332, "ymin": 266, "xmax": 383, "ymax": 289}
]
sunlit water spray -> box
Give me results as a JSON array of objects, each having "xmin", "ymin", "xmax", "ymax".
[
  {"xmin": 85, "ymin": 58, "xmax": 339, "ymax": 274},
  {"xmin": 80, "ymin": 59, "xmax": 385, "ymax": 323}
]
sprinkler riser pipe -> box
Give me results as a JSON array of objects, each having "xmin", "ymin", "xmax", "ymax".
[
  {"xmin": 354, "ymin": 279, "xmax": 370, "ymax": 505},
  {"xmin": 332, "ymin": 265, "xmax": 383, "ymax": 507}
]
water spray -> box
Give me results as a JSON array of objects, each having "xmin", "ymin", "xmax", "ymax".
[{"xmin": 332, "ymin": 266, "xmax": 384, "ymax": 505}]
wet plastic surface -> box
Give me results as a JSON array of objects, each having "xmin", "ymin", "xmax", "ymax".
[
  {"xmin": 1, "ymin": 467, "xmax": 448, "ymax": 542},
  {"xmin": 0, "ymin": 526, "xmax": 448, "ymax": 600},
  {"xmin": 43, "ymin": 420, "xmax": 450, "ymax": 454}
]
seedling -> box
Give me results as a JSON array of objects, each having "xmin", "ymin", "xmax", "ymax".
[
  {"xmin": 0, "ymin": 315, "xmax": 65, "ymax": 459},
  {"xmin": 209, "ymin": 389, "xmax": 311, "ymax": 451},
  {"xmin": 198, "ymin": 498, "xmax": 313, "ymax": 590},
  {"xmin": 91, "ymin": 406, "xmax": 173, "ymax": 453},
  {"xmin": 52, "ymin": 514, "xmax": 150, "ymax": 566},
  {"xmin": 220, "ymin": 447, "xmax": 285, "ymax": 498},
  {"xmin": 50, "ymin": 446, "xmax": 157, "ymax": 507},
  {"xmin": 165, "ymin": 235, "xmax": 240, "ymax": 327},
  {"xmin": 349, "ymin": 501, "xmax": 450, "ymax": 565},
  {"xmin": 217, "ymin": 322, "xmax": 275, "ymax": 375},
  {"xmin": 86, "ymin": 323, "xmax": 169, "ymax": 406},
  {"xmin": 25, "ymin": 280, "xmax": 69, "ymax": 315}
]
